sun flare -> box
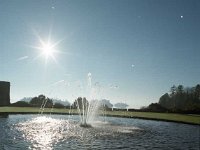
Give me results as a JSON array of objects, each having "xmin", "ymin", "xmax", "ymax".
[
  {"xmin": 41, "ymin": 42, "xmax": 55, "ymax": 58},
  {"xmin": 31, "ymin": 30, "xmax": 64, "ymax": 64}
]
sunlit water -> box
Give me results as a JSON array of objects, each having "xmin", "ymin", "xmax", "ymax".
[{"xmin": 0, "ymin": 115, "xmax": 199, "ymax": 150}]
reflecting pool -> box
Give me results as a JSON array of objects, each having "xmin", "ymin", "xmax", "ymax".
[{"xmin": 0, "ymin": 115, "xmax": 199, "ymax": 149}]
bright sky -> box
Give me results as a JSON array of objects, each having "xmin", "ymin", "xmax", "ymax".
[{"xmin": 0, "ymin": 0, "xmax": 199, "ymax": 108}]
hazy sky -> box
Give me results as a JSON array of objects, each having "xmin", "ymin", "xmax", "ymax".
[{"xmin": 0, "ymin": 0, "xmax": 200, "ymax": 108}]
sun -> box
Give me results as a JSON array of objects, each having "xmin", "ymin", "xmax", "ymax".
[
  {"xmin": 31, "ymin": 30, "xmax": 64, "ymax": 64},
  {"xmin": 35, "ymin": 39, "xmax": 58, "ymax": 63},
  {"xmin": 41, "ymin": 42, "xmax": 55, "ymax": 58}
]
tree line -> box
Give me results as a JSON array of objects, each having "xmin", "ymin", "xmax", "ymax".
[
  {"xmin": 141, "ymin": 84, "xmax": 200, "ymax": 113},
  {"xmin": 158, "ymin": 84, "xmax": 200, "ymax": 113},
  {"xmin": 11, "ymin": 94, "xmax": 67, "ymax": 108},
  {"xmin": 12, "ymin": 84, "xmax": 200, "ymax": 114}
]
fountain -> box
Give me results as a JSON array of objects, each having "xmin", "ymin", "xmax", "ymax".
[
  {"xmin": 36, "ymin": 72, "xmax": 102, "ymax": 127},
  {"xmin": 74, "ymin": 73, "xmax": 101, "ymax": 127},
  {"xmin": 75, "ymin": 97, "xmax": 100, "ymax": 127}
]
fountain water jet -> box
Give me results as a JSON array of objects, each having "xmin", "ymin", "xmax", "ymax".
[
  {"xmin": 75, "ymin": 97, "xmax": 100, "ymax": 128},
  {"xmin": 75, "ymin": 73, "xmax": 101, "ymax": 127}
]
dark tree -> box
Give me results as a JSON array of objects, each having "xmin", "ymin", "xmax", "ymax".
[
  {"xmin": 30, "ymin": 94, "xmax": 53, "ymax": 108},
  {"xmin": 11, "ymin": 101, "xmax": 31, "ymax": 107},
  {"xmin": 45, "ymin": 98, "xmax": 53, "ymax": 108},
  {"xmin": 170, "ymin": 85, "xmax": 176, "ymax": 96},
  {"xmin": 158, "ymin": 84, "xmax": 200, "ymax": 113},
  {"xmin": 159, "ymin": 93, "xmax": 172, "ymax": 109},
  {"xmin": 54, "ymin": 102, "xmax": 65, "ymax": 108},
  {"xmin": 177, "ymin": 85, "xmax": 184, "ymax": 94},
  {"xmin": 195, "ymin": 84, "xmax": 200, "ymax": 99},
  {"xmin": 175, "ymin": 85, "xmax": 185, "ymax": 109},
  {"xmin": 72, "ymin": 97, "xmax": 89, "ymax": 109},
  {"xmin": 30, "ymin": 97, "xmax": 42, "ymax": 106},
  {"xmin": 147, "ymin": 103, "xmax": 168, "ymax": 112}
]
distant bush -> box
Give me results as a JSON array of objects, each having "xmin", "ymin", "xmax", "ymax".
[
  {"xmin": 146, "ymin": 103, "xmax": 168, "ymax": 112},
  {"xmin": 112, "ymin": 108, "xmax": 126, "ymax": 111},
  {"xmin": 54, "ymin": 102, "xmax": 65, "ymax": 108},
  {"xmin": 72, "ymin": 97, "xmax": 89, "ymax": 109},
  {"xmin": 65, "ymin": 105, "xmax": 71, "ymax": 109},
  {"xmin": 30, "ymin": 94, "xmax": 53, "ymax": 108},
  {"xmin": 10, "ymin": 101, "xmax": 31, "ymax": 107}
]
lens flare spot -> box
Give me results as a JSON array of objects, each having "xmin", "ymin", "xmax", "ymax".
[{"xmin": 41, "ymin": 42, "xmax": 55, "ymax": 58}]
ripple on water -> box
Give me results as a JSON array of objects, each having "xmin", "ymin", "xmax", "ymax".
[
  {"xmin": 0, "ymin": 115, "xmax": 199, "ymax": 150},
  {"xmin": 14, "ymin": 116, "xmax": 142, "ymax": 149}
]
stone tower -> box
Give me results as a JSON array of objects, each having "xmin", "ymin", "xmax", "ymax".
[{"xmin": 0, "ymin": 81, "xmax": 10, "ymax": 106}]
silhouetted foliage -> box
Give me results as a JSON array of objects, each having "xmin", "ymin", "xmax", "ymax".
[
  {"xmin": 11, "ymin": 101, "xmax": 31, "ymax": 107},
  {"xmin": 145, "ymin": 103, "xmax": 168, "ymax": 112},
  {"xmin": 170, "ymin": 85, "xmax": 176, "ymax": 97},
  {"xmin": 159, "ymin": 93, "xmax": 172, "ymax": 109},
  {"xmin": 30, "ymin": 94, "xmax": 53, "ymax": 108},
  {"xmin": 159, "ymin": 84, "xmax": 200, "ymax": 113},
  {"xmin": 72, "ymin": 97, "xmax": 89, "ymax": 109},
  {"xmin": 54, "ymin": 102, "xmax": 65, "ymax": 108}
]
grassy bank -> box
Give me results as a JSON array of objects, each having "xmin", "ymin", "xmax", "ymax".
[
  {"xmin": 105, "ymin": 111, "xmax": 200, "ymax": 125},
  {"xmin": 0, "ymin": 107, "xmax": 72, "ymax": 114},
  {"xmin": 0, "ymin": 107, "xmax": 199, "ymax": 125}
]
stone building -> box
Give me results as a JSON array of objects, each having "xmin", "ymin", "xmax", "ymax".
[{"xmin": 0, "ymin": 81, "xmax": 10, "ymax": 106}]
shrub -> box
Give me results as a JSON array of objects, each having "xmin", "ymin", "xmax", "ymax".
[
  {"xmin": 10, "ymin": 101, "xmax": 31, "ymax": 107},
  {"xmin": 54, "ymin": 102, "xmax": 65, "ymax": 108}
]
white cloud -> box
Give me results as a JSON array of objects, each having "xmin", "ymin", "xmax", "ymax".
[
  {"xmin": 17, "ymin": 56, "xmax": 29, "ymax": 61},
  {"xmin": 52, "ymin": 80, "xmax": 65, "ymax": 86}
]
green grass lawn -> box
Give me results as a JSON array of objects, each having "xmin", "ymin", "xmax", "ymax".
[
  {"xmin": 0, "ymin": 107, "xmax": 200, "ymax": 125},
  {"xmin": 105, "ymin": 111, "xmax": 200, "ymax": 125},
  {"xmin": 0, "ymin": 107, "xmax": 76, "ymax": 114}
]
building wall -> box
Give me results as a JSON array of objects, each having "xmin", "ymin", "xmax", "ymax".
[{"xmin": 0, "ymin": 81, "xmax": 10, "ymax": 106}]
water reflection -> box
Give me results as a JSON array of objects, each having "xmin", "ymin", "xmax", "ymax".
[
  {"xmin": 16, "ymin": 116, "xmax": 141, "ymax": 149},
  {"xmin": 0, "ymin": 113, "xmax": 9, "ymax": 118},
  {"xmin": 16, "ymin": 116, "xmax": 75, "ymax": 150},
  {"xmin": 0, "ymin": 115, "xmax": 199, "ymax": 149}
]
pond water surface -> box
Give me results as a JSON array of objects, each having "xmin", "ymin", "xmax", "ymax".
[{"xmin": 0, "ymin": 114, "xmax": 199, "ymax": 150}]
